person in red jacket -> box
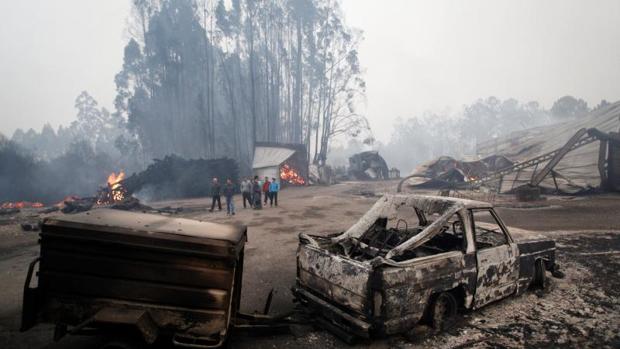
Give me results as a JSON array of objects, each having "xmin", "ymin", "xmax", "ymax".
[{"xmin": 262, "ymin": 176, "xmax": 271, "ymax": 206}]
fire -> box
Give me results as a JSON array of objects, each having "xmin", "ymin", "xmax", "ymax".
[
  {"xmin": 1, "ymin": 201, "xmax": 44, "ymax": 209},
  {"xmin": 97, "ymin": 171, "xmax": 127, "ymax": 204},
  {"xmin": 280, "ymin": 164, "xmax": 305, "ymax": 185}
]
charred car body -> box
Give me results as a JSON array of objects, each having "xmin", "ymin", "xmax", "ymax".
[{"xmin": 293, "ymin": 195, "xmax": 559, "ymax": 339}]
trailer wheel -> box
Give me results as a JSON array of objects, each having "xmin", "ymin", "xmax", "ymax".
[
  {"xmin": 533, "ymin": 259, "xmax": 546, "ymax": 289},
  {"xmin": 429, "ymin": 292, "xmax": 457, "ymax": 332}
]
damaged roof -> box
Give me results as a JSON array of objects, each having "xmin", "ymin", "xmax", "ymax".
[
  {"xmin": 404, "ymin": 101, "xmax": 620, "ymax": 193},
  {"xmin": 252, "ymin": 146, "xmax": 296, "ymax": 169}
]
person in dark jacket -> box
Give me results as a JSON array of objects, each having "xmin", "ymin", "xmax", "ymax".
[
  {"xmin": 223, "ymin": 178, "xmax": 235, "ymax": 215},
  {"xmin": 262, "ymin": 177, "xmax": 271, "ymax": 206},
  {"xmin": 209, "ymin": 177, "xmax": 222, "ymax": 212},
  {"xmin": 252, "ymin": 176, "xmax": 262, "ymax": 209}
]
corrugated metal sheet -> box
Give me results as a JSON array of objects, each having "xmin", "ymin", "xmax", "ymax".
[
  {"xmin": 476, "ymin": 102, "xmax": 620, "ymax": 193},
  {"xmin": 252, "ymin": 146, "xmax": 296, "ymax": 169}
]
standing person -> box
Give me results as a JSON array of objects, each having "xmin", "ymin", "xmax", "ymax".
[
  {"xmin": 262, "ymin": 176, "xmax": 271, "ymax": 206},
  {"xmin": 240, "ymin": 177, "xmax": 252, "ymax": 209},
  {"xmin": 252, "ymin": 176, "xmax": 262, "ymax": 209},
  {"xmin": 209, "ymin": 177, "xmax": 222, "ymax": 212},
  {"xmin": 269, "ymin": 177, "xmax": 280, "ymax": 207},
  {"xmin": 223, "ymin": 179, "xmax": 235, "ymax": 216}
]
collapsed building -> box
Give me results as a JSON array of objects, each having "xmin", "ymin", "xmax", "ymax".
[
  {"xmin": 401, "ymin": 101, "xmax": 620, "ymax": 194},
  {"xmin": 252, "ymin": 142, "xmax": 308, "ymax": 185},
  {"xmin": 348, "ymin": 151, "xmax": 390, "ymax": 180}
]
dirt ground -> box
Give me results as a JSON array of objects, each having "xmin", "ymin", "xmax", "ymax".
[{"xmin": 1, "ymin": 180, "xmax": 619, "ymax": 348}]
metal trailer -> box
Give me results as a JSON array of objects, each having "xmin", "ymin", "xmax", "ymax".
[{"xmin": 21, "ymin": 208, "xmax": 248, "ymax": 348}]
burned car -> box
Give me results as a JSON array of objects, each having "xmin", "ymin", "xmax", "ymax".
[{"xmin": 293, "ymin": 195, "xmax": 560, "ymax": 340}]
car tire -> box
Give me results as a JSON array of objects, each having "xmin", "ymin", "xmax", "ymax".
[
  {"xmin": 430, "ymin": 292, "xmax": 458, "ymax": 332},
  {"xmin": 533, "ymin": 259, "xmax": 546, "ymax": 289}
]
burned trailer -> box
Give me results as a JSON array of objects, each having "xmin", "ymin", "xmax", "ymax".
[
  {"xmin": 21, "ymin": 209, "xmax": 247, "ymax": 348},
  {"xmin": 293, "ymin": 195, "xmax": 560, "ymax": 340}
]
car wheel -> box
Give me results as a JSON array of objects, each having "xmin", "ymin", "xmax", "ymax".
[
  {"xmin": 533, "ymin": 259, "xmax": 546, "ymax": 289},
  {"xmin": 430, "ymin": 292, "xmax": 458, "ymax": 332}
]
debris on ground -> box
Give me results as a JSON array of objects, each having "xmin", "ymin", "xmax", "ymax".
[{"xmin": 348, "ymin": 151, "xmax": 390, "ymax": 180}]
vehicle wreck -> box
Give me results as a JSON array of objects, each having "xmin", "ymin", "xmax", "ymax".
[
  {"xmin": 293, "ymin": 194, "xmax": 561, "ymax": 340},
  {"xmin": 21, "ymin": 209, "xmax": 250, "ymax": 348}
]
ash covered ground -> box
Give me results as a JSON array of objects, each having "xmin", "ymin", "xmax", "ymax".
[{"xmin": 1, "ymin": 180, "xmax": 618, "ymax": 349}]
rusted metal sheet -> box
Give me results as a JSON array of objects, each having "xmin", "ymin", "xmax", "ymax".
[
  {"xmin": 22, "ymin": 208, "xmax": 247, "ymax": 346},
  {"xmin": 297, "ymin": 244, "xmax": 372, "ymax": 314}
]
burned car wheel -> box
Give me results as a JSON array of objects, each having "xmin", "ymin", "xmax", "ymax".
[{"xmin": 429, "ymin": 292, "xmax": 458, "ymax": 332}]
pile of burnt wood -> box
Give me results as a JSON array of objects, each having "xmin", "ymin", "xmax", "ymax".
[{"xmin": 122, "ymin": 155, "xmax": 239, "ymax": 201}]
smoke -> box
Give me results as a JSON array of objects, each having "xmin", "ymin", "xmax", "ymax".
[{"xmin": 0, "ymin": 140, "xmax": 115, "ymax": 204}]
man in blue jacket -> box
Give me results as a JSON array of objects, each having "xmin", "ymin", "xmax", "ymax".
[{"xmin": 268, "ymin": 177, "xmax": 280, "ymax": 207}]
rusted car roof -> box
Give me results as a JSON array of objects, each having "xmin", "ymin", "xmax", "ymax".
[{"xmin": 43, "ymin": 208, "xmax": 246, "ymax": 245}]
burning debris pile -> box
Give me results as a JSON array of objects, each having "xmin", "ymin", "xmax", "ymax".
[
  {"xmin": 402, "ymin": 155, "xmax": 514, "ymax": 189},
  {"xmin": 280, "ymin": 164, "xmax": 306, "ymax": 185},
  {"xmin": 2, "ymin": 155, "xmax": 239, "ymax": 215},
  {"xmin": 96, "ymin": 171, "xmax": 127, "ymax": 205}
]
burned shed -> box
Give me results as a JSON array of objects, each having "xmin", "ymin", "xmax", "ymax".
[
  {"xmin": 348, "ymin": 151, "xmax": 389, "ymax": 180},
  {"xmin": 252, "ymin": 142, "xmax": 308, "ymax": 185}
]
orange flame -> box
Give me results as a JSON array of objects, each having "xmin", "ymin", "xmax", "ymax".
[
  {"xmin": 97, "ymin": 171, "xmax": 127, "ymax": 204},
  {"xmin": 280, "ymin": 164, "xmax": 305, "ymax": 185},
  {"xmin": 1, "ymin": 201, "xmax": 45, "ymax": 209}
]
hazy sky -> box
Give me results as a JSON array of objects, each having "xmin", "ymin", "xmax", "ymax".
[{"xmin": 1, "ymin": 0, "xmax": 619, "ymax": 142}]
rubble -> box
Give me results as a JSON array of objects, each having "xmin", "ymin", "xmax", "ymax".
[
  {"xmin": 19, "ymin": 223, "xmax": 39, "ymax": 232},
  {"xmin": 60, "ymin": 197, "xmax": 95, "ymax": 214},
  {"xmin": 122, "ymin": 155, "xmax": 240, "ymax": 200},
  {"xmin": 0, "ymin": 208, "xmax": 20, "ymax": 215},
  {"xmin": 348, "ymin": 151, "xmax": 390, "ymax": 180},
  {"xmin": 398, "ymin": 155, "xmax": 513, "ymax": 191},
  {"xmin": 401, "ymin": 103, "xmax": 620, "ymax": 195}
]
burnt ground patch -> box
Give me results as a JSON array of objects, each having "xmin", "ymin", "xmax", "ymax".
[
  {"xmin": 555, "ymin": 232, "xmax": 620, "ymax": 298},
  {"xmin": 397, "ymin": 231, "xmax": 620, "ymax": 349}
]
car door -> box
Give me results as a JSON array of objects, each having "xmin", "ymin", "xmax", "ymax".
[{"xmin": 470, "ymin": 208, "xmax": 519, "ymax": 308}]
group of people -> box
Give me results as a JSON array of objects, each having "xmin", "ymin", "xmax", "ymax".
[
  {"xmin": 208, "ymin": 176, "xmax": 281, "ymax": 216},
  {"xmin": 241, "ymin": 176, "xmax": 280, "ymax": 209}
]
